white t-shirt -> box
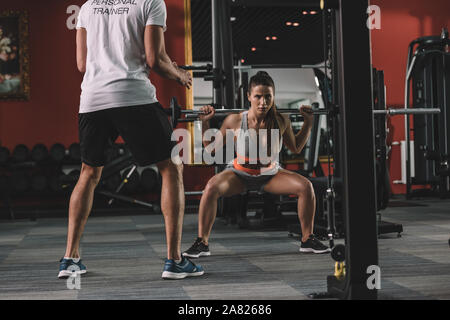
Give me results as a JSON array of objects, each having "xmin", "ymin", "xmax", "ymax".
[{"xmin": 76, "ymin": 0, "xmax": 167, "ymax": 113}]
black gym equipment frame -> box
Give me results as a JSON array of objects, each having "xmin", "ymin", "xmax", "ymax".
[
  {"xmin": 210, "ymin": 0, "xmax": 378, "ymax": 299},
  {"xmin": 405, "ymin": 29, "xmax": 450, "ymax": 199},
  {"xmin": 327, "ymin": 0, "xmax": 378, "ymax": 300},
  {"xmin": 307, "ymin": 0, "xmax": 378, "ymax": 299},
  {"xmin": 373, "ymin": 68, "xmax": 403, "ymax": 237}
]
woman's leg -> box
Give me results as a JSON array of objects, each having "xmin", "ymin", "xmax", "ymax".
[
  {"xmin": 262, "ymin": 169, "xmax": 316, "ymax": 242},
  {"xmin": 198, "ymin": 170, "xmax": 246, "ymax": 244}
]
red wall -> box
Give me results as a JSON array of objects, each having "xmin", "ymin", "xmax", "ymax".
[
  {"xmin": 0, "ymin": 0, "xmax": 211, "ymax": 192},
  {"xmin": 2, "ymin": 0, "xmax": 449, "ymax": 195},
  {"xmin": 370, "ymin": 0, "xmax": 450, "ymax": 194},
  {"xmin": 0, "ymin": 0, "xmax": 188, "ymax": 150}
]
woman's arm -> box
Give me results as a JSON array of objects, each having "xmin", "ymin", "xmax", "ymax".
[
  {"xmin": 282, "ymin": 106, "xmax": 314, "ymax": 154},
  {"xmin": 201, "ymin": 107, "xmax": 240, "ymax": 154}
]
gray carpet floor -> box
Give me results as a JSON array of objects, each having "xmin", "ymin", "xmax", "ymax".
[{"xmin": 0, "ymin": 198, "xmax": 449, "ymax": 300}]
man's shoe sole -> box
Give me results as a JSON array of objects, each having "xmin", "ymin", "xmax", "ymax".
[
  {"xmin": 299, "ymin": 247, "xmax": 331, "ymax": 254},
  {"xmin": 162, "ymin": 270, "xmax": 205, "ymax": 279},
  {"xmin": 58, "ymin": 269, "xmax": 87, "ymax": 279},
  {"xmin": 182, "ymin": 251, "xmax": 211, "ymax": 258}
]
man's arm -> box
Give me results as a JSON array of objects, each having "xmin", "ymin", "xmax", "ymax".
[
  {"xmin": 144, "ymin": 25, "xmax": 192, "ymax": 88},
  {"xmin": 76, "ymin": 28, "xmax": 87, "ymax": 73}
]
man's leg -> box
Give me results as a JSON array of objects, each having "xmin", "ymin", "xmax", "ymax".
[
  {"xmin": 157, "ymin": 157, "xmax": 205, "ymax": 279},
  {"xmin": 156, "ymin": 159, "xmax": 184, "ymax": 260},
  {"xmin": 64, "ymin": 163, "xmax": 103, "ymax": 258}
]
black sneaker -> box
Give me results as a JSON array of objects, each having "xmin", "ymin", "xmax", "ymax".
[
  {"xmin": 183, "ymin": 237, "xmax": 211, "ymax": 258},
  {"xmin": 300, "ymin": 235, "xmax": 331, "ymax": 254}
]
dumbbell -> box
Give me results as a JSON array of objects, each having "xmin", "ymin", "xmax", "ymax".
[
  {"xmin": 31, "ymin": 174, "xmax": 48, "ymax": 192},
  {"xmin": 69, "ymin": 143, "xmax": 81, "ymax": 162},
  {"xmin": 50, "ymin": 143, "xmax": 66, "ymax": 162},
  {"xmin": 49, "ymin": 171, "xmax": 66, "ymax": 193},
  {"xmin": 11, "ymin": 172, "xmax": 30, "ymax": 193},
  {"xmin": 58, "ymin": 169, "xmax": 80, "ymax": 187},
  {"xmin": 140, "ymin": 168, "xmax": 160, "ymax": 192},
  {"xmin": 31, "ymin": 144, "xmax": 49, "ymax": 162},
  {"xmin": 0, "ymin": 147, "xmax": 10, "ymax": 165},
  {"xmin": 69, "ymin": 169, "xmax": 80, "ymax": 180},
  {"xmin": 0, "ymin": 174, "xmax": 10, "ymax": 191},
  {"xmin": 104, "ymin": 172, "xmax": 122, "ymax": 191},
  {"xmin": 331, "ymin": 244, "xmax": 346, "ymax": 262},
  {"xmin": 12, "ymin": 144, "xmax": 30, "ymax": 163}
]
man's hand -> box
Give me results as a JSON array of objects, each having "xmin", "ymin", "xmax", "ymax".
[
  {"xmin": 299, "ymin": 105, "xmax": 314, "ymax": 125},
  {"xmin": 145, "ymin": 26, "xmax": 192, "ymax": 88},
  {"xmin": 175, "ymin": 63, "xmax": 192, "ymax": 89}
]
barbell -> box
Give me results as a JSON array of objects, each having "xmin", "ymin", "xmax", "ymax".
[
  {"xmin": 164, "ymin": 97, "xmax": 441, "ymax": 128},
  {"xmin": 166, "ymin": 97, "xmax": 327, "ymax": 127}
]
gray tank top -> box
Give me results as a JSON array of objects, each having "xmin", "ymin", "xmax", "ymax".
[{"xmin": 235, "ymin": 111, "xmax": 282, "ymax": 165}]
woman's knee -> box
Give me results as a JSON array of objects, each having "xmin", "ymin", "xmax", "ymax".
[
  {"xmin": 295, "ymin": 179, "xmax": 315, "ymax": 199},
  {"xmin": 203, "ymin": 178, "xmax": 222, "ymax": 199}
]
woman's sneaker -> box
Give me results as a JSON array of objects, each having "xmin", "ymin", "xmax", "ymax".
[
  {"xmin": 182, "ymin": 237, "xmax": 211, "ymax": 258},
  {"xmin": 162, "ymin": 256, "xmax": 205, "ymax": 279},
  {"xmin": 58, "ymin": 258, "xmax": 87, "ymax": 278},
  {"xmin": 300, "ymin": 235, "xmax": 331, "ymax": 254}
]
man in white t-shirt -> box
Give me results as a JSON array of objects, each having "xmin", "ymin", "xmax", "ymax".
[{"xmin": 59, "ymin": 0, "xmax": 204, "ymax": 280}]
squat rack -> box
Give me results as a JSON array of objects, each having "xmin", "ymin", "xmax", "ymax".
[{"xmin": 209, "ymin": 0, "xmax": 377, "ymax": 300}]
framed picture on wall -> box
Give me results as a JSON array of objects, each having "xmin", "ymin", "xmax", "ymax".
[{"xmin": 0, "ymin": 10, "xmax": 30, "ymax": 101}]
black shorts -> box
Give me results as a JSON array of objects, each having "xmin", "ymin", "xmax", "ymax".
[{"xmin": 78, "ymin": 102, "xmax": 175, "ymax": 167}]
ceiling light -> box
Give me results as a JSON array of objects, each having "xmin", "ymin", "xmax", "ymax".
[
  {"xmin": 286, "ymin": 21, "xmax": 292, "ymax": 26},
  {"xmin": 271, "ymin": 36, "xmax": 277, "ymax": 40},
  {"xmin": 230, "ymin": 16, "xmax": 236, "ymax": 22},
  {"xmin": 310, "ymin": 11, "xmax": 317, "ymax": 15},
  {"xmin": 266, "ymin": 36, "xmax": 271, "ymax": 40},
  {"xmin": 293, "ymin": 22, "xmax": 300, "ymax": 27},
  {"xmin": 251, "ymin": 47, "xmax": 256, "ymax": 52},
  {"xmin": 302, "ymin": 11, "xmax": 308, "ymax": 15}
]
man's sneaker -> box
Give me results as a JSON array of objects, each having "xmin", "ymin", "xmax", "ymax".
[
  {"xmin": 300, "ymin": 235, "xmax": 331, "ymax": 254},
  {"xmin": 182, "ymin": 237, "xmax": 211, "ymax": 258},
  {"xmin": 58, "ymin": 258, "xmax": 87, "ymax": 278},
  {"xmin": 162, "ymin": 256, "xmax": 204, "ymax": 280}
]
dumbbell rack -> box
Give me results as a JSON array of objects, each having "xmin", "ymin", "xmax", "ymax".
[
  {"xmin": 0, "ymin": 143, "xmax": 82, "ymax": 219},
  {"xmin": 0, "ymin": 143, "xmax": 163, "ymax": 219}
]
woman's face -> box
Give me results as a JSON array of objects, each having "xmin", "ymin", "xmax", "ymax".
[{"xmin": 248, "ymin": 84, "xmax": 275, "ymax": 115}]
